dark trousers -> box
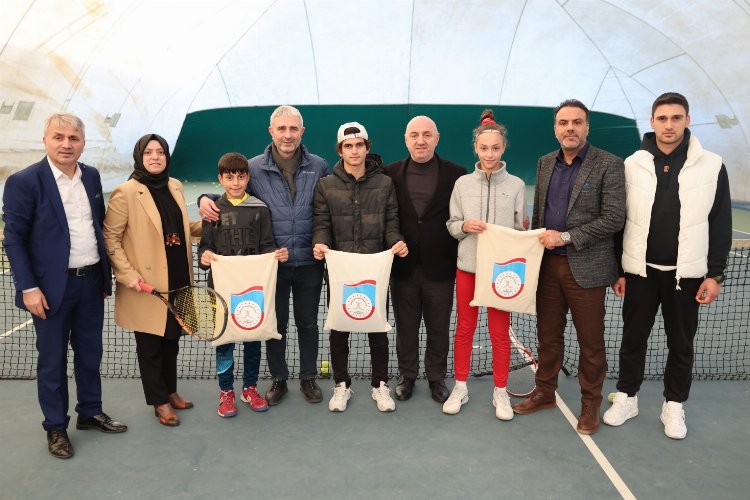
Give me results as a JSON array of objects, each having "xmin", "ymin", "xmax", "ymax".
[
  {"xmin": 266, "ymin": 263, "xmax": 324, "ymax": 380},
  {"xmin": 617, "ymin": 269, "xmax": 702, "ymax": 402},
  {"xmin": 134, "ymin": 332, "xmax": 179, "ymax": 406},
  {"xmin": 216, "ymin": 341, "xmax": 261, "ymax": 391},
  {"xmin": 33, "ymin": 271, "xmax": 104, "ymax": 430},
  {"xmin": 391, "ymin": 266, "xmax": 454, "ymax": 381},
  {"xmin": 535, "ymin": 255, "xmax": 607, "ymax": 407},
  {"xmin": 329, "ymin": 331, "xmax": 389, "ymax": 388}
]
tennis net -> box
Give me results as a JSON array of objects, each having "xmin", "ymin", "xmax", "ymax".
[{"xmin": 1, "ymin": 240, "xmax": 748, "ymax": 381}]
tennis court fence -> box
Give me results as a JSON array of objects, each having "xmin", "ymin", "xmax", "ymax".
[{"xmin": 1, "ymin": 239, "xmax": 748, "ymax": 381}]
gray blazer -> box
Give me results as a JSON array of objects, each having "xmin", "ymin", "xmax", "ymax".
[{"xmin": 532, "ymin": 145, "xmax": 626, "ymax": 288}]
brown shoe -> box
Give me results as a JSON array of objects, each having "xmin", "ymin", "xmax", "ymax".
[
  {"xmin": 576, "ymin": 404, "xmax": 600, "ymax": 434},
  {"xmin": 512, "ymin": 389, "xmax": 556, "ymax": 415},
  {"xmin": 47, "ymin": 430, "xmax": 74, "ymax": 459},
  {"xmin": 169, "ymin": 392, "xmax": 194, "ymax": 410},
  {"xmin": 154, "ymin": 403, "xmax": 180, "ymax": 426}
]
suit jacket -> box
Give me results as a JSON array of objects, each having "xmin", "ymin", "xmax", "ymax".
[
  {"xmin": 2, "ymin": 157, "xmax": 111, "ymax": 314},
  {"xmin": 532, "ymin": 145, "xmax": 625, "ymax": 288},
  {"xmin": 384, "ymin": 154, "xmax": 466, "ymax": 281},
  {"xmin": 103, "ymin": 178, "xmax": 201, "ymax": 336}
]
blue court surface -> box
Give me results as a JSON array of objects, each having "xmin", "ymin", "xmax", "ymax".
[{"xmin": 0, "ymin": 376, "xmax": 748, "ymax": 500}]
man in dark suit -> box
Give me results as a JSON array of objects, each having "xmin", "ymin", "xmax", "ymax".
[
  {"xmin": 2, "ymin": 112, "xmax": 127, "ymax": 459},
  {"xmin": 512, "ymin": 100, "xmax": 625, "ymax": 435},
  {"xmin": 384, "ymin": 116, "xmax": 466, "ymax": 403}
]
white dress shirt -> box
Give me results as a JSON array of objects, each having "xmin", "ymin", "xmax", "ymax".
[{"xmin": 48, "ymin": 157, "xmax": 100, "ymax": 268}]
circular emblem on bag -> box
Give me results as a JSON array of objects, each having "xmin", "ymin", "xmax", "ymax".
[
  {"xmin": 344, "ymin": 292, "xmax": 374, "ymax": 320},
  {"xmin": 233, "ymin": 300, "xmax": 262, "ymax": 330},
  {"xmin": 494, "ymin": 270, "xmax": 523, "ymax": 298}
]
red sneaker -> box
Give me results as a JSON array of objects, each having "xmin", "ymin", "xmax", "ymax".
[
  {"xmin": 218, "ymin": 389, "xmax": 237, "ymax": 418},
  {"xmin": 241, "ymin": 386, "xmax": 269, "ymax": 412}
]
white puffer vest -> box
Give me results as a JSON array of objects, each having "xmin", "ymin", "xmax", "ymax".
[{"xmin": 621, "ymin": 135, "xmax": 722, "ymax": 285}]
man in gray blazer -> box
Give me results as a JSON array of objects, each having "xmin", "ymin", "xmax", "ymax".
[{"xmin": 512, "ymin": 99, "xmax": 625, "ymax": 435}]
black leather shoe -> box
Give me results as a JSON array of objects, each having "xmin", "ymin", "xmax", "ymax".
[
  {"xmin": 47, "ymin": 430, "xmax": 74, "ymax": 459},
  {"xmin": 76, "ymin": 413, "xmax": 128, "ymax": 433},
  {"xmin": 429, "ymin": 380, "xmax": 450, "ymax": 403},
  {"xmin": 300, "ymin": 378, "xmax": 323, "ymax": 403},
  {"xmin": 395, "ymin": 376, "xmax": 415, "ymax": 401},
  {"xmin": 265, "ymin": 379, "xmax": 288, "ymax": 406}
]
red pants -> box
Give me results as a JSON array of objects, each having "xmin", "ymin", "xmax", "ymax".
[{"xmin": 453, "ymin": 269, "xmax": 510, "ymax": 387}]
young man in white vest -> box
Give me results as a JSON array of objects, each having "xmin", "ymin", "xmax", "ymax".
[{"xmin": 604, "ymin": 92, "xmax": 732, "ymax": 439}]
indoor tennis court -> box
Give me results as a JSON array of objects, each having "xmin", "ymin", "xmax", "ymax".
[{"xmin": 2, "ymin": 2, "xmax": 750, "ymax": 497}]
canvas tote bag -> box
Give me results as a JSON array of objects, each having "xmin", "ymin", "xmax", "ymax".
[
  {"xmin": 470, "ymin": 224, "xmax": 545, "ymax": 315},
  {"xmin": 323, "ymin": 249, "xmax": 394, "ymax": 333},
  {"xmin": 210, "ymin": 253, "xmax": 282, "ymax": 346}
]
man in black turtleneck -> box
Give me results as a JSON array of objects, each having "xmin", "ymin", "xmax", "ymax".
[
  {"xmin": 605, "ymin": 92, "xmax": 732, "ymax": 440},
  {"xmin": 384, "ymin": 116, "xmax": 466, "ymax": 404}
]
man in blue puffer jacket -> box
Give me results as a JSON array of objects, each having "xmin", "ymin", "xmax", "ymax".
[{"xmin": 199, "ymin": 105, "xmax": 329, "ymax": 406}]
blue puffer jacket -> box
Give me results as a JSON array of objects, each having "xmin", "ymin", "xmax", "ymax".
[{"xmin": 248, "ymin": 143, "xmax": 330, "ymax": 267}]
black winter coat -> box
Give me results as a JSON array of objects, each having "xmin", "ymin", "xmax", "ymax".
[
  {"xmin": 313, "ymin": 154, "xmax": 403, "ymax": 254},
  {"xmin": 198, "ymin": 194, "xmax": 276, "ymax": 286}
]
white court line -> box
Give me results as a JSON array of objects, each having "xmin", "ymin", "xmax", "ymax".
[
  {"xmin": 553, "ymin": 393, "xmax": 636, "ymax": 500},
  {"xmin": 510, "ymin": 327, "xmax": 635, "ymax": 500},
  {"xmin": 1, "ymin": 319, "xmax": 33, "ymax": 340}
]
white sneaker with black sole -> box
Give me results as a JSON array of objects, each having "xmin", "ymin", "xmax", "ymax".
[
  {"xmin": 603, "ymin": 392, "xmax": 639, "ymax": 426},
  {"xmin": 328, "ymin": 382, "xmax": 352, "ymax": 412}
]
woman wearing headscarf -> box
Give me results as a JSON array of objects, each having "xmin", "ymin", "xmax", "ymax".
[{"xmin": 104, "ymin": 134, "xmax": 201, "ymax": 426}]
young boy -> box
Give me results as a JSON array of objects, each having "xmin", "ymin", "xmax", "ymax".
[{"xmin": 199, "ymin": 152, "xmax": 288, "ymax": 417}]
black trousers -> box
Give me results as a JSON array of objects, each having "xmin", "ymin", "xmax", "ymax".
[
  {"xmin": 134, "ymin": 332, "xmax": 180, "ymax": 406},
  {"xmin": 617, "ymin": 269, "xmax": 702, "ymax": 402},
  {"xmin": 329, "ymin": 331, "xmax": 389, "ymax": 388},
  {"xmin": 391, "ymin": 266, "xmax": 454, "ymax": 381},
  {"xmin": 267, "ymin": 263, "xmax": 324, "ymax": 381}
]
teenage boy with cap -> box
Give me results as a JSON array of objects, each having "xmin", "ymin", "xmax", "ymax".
[{"xmin": 312, "ymin": 122, "xmax": 408, "ymax": 413}]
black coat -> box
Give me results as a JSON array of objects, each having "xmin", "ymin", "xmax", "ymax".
[
  {"xmin": 384, "ymin": 154, "xmax": 466, "ymax": 281},
  {"xmin": 313, "ymin": 154, "xmax": 403, "ymax": 254}
]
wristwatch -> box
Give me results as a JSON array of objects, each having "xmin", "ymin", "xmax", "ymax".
[
  {"xmin": 708, "ymin": 273, "xmax": 726, "ymax": 285},
  {"xmin": 560, "ymin": 232, "xmax": 571, "ymax": 244}
]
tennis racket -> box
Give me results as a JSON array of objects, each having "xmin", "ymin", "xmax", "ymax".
[
  {"xmin": 139, "ymin": 283, "xmax": 228, "ymax": 341},
  {"xmin": 470, "ymin": 326, "xmax": 537, "ymax": 397},
  {"xmin": 506, "ymin": 327, "xmax": 537, "ymax": 397}
]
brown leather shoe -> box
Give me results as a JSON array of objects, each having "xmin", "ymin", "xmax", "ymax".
[
  {"xmin": 512, "ymin": 389, "xmax": 556, "ymax": 414},
  {"xmin": 169, "ymin": 392, "xmax": 194, "ymax": 410},
  {"xmin": 47, "ymin": 429, "xmax": 74, "ymax": 459},
  {"xmin": 154, "ymin": 403, "xmax": 180, "ymax": 426},
  {"xmin": 576, "ymin": 404, "xmax": 600, "ymax": 434}
]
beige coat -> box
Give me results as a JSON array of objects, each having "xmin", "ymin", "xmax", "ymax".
[{"xmin": 103, "ymin": 178, "xmax": 201, "ymax": 336}]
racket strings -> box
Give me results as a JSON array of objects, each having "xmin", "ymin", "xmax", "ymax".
[{"xmin": 173, "ymin": 287, "xmax": 220, "ymax": 340}]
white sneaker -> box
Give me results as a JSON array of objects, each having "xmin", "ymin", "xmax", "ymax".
[
  {"xmin": 371, "ymin": 382, "xmax": 396, "ymax": 412},
  {"xmin": 328, "ymin": 382, "xmax": 352, "ymax": 412},
  {"xmin": 492, "ymin": 387, "xmax": 514, "ymax": 421},
  {"xmin": 660, "ymin": 401, "xmax": 687, "ymax": 439},
  {"xmin": 442, "ymin": 385, "xmax": 469, "ymax": 415},
  {"xmin": 603, "ymin": 392, "xmax": 639, "ymax": 426}
]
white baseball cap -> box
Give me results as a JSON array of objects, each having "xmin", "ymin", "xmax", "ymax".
[{"xmin": 337, "ymin": 122, "xmax": 369, "ymax": 145}]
